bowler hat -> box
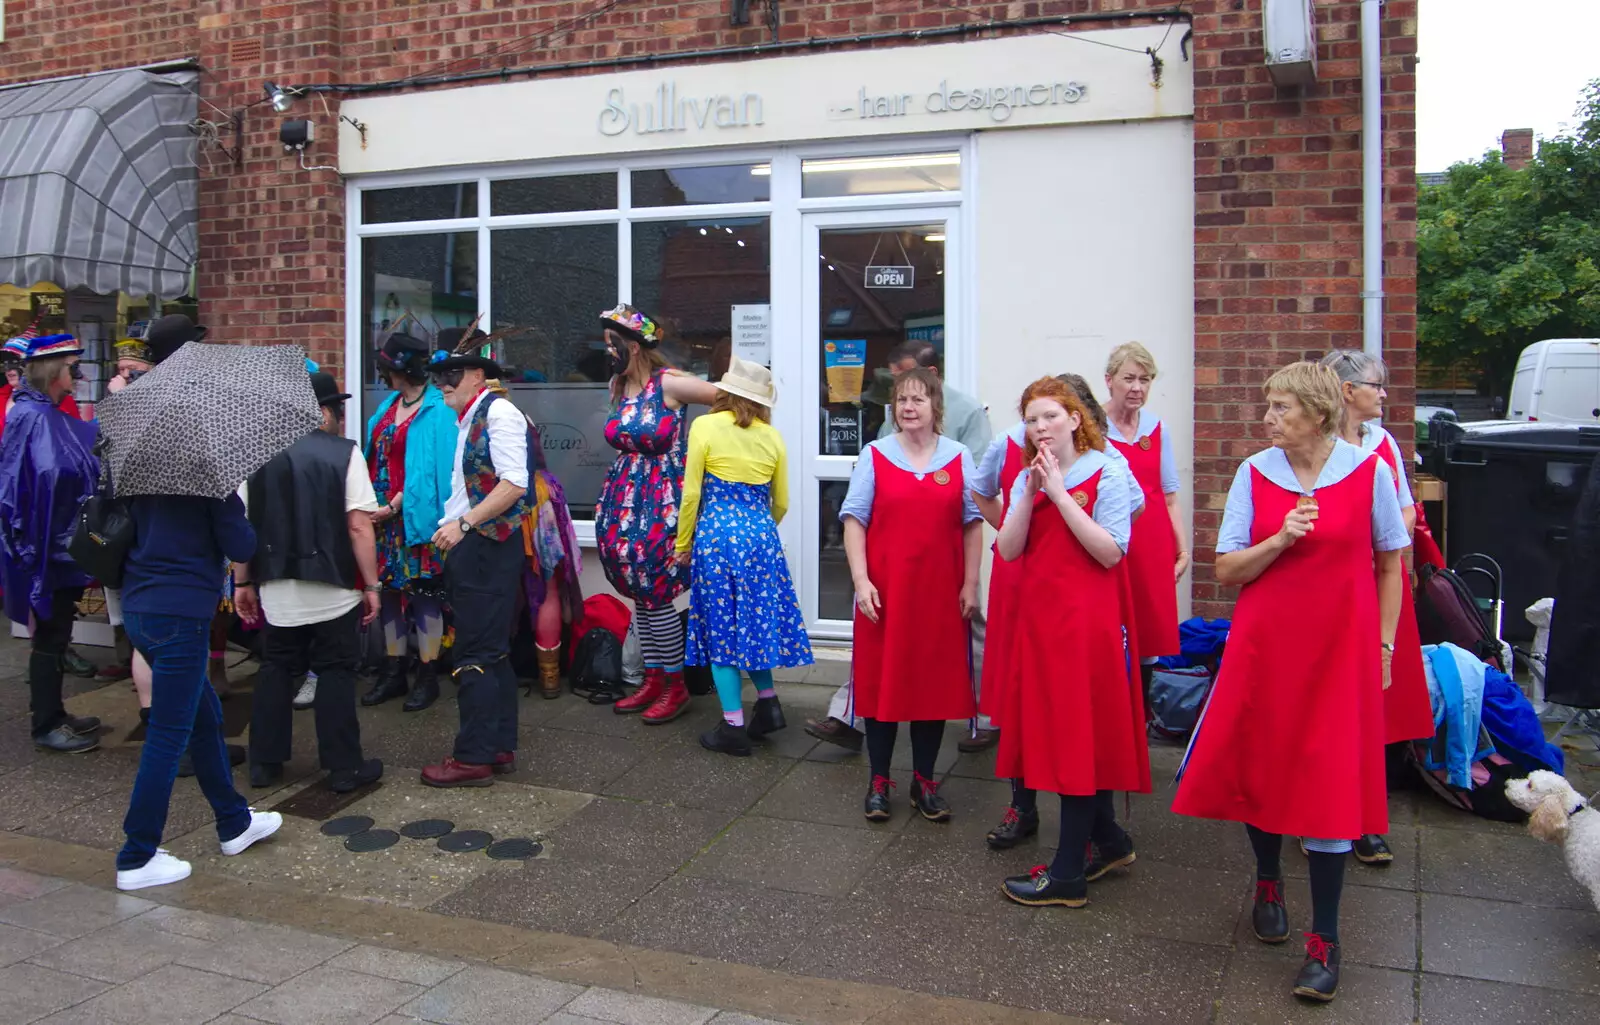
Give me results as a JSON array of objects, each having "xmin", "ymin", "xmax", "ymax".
[
  {"xmin": 145, "ymin": 314, "xmax": 206, "ymax": 364},
  {"xmin": 310, "ymin": 371, "xmax": 352, "ymax": 407}
]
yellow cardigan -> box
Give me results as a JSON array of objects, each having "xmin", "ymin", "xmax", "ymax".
[{"xmin": 675, "ymin": 410, "xmax": 789, "ymax": 553}]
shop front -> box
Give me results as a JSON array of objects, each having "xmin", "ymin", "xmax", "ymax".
[{"xmin": 340, "ymin": 26, "xmax": 1195, "ymax": 641}]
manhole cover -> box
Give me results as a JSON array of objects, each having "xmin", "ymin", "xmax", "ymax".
[
  {"xmin": 320, "ymin": 815, "xmax": 374, "ymax": 837},
  {"xmin": 345, "ymin": 829, "xmax": 399, "ymax": 853},
  {"xmin": 399, "ymin": 819, "xmax": 454, "ymax": 839},
  {"xmin": 437, "ymin": 830, "xmax": 493, "ymax": 853},
  {"xmin": 486, "ymin": 838, "xmax": 542, "ymax": 860}
]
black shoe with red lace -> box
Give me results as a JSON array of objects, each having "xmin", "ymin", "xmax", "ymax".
[
  {"xmin": 1252, "ymin": 878, "xmax": 1290, "ymax": 943},
  {"xmin": 910, "ymin": 772, "xmax": 951, "ymax": 822},
  {"xmin": 1084, "ymin": 836, "xmax": 1137, "ymax": 882},
  {"xmin": 1292, "ymin": 933, "xmax": 1340, "ymax": 1002},
  {"xmin": 864, "ymin": 774, "xmax": 896, "ymax": 822},
  {"xmin": 985, "ymin": 805, "xmax": 1040, "ymax": 850},
  {"xmin": 1001, "ymin": 865, "xmax": 1088, "ymax": 908}
]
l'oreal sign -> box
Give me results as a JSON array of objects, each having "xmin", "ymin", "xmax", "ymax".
[
  {"xmin": 865, "ymin": 265, "xmax": 914, "ymax": 290},
  {"xmin": 599, "ymin": 84, "xmax": 764, "ymax": 137}
]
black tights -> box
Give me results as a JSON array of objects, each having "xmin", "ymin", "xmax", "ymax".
[
  {"xmin": 1246, "ymin": 825, "xmax": 1346, "ymax": 942},
  {"xmin": 863, "ymin": 719, "xmax": 943, "ymax": 781},
  {"xmin": 1048, "ymin": 790, "xmax": 1127, "ymax": 881}
]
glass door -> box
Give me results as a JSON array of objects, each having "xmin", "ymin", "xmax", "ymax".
[{"xmin": 800, "ymin": 209, "xmax": 958, "ymax": 639}]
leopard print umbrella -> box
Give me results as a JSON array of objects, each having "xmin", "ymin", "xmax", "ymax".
[{"xmin": 97, "ymin": 341, "xmax": 322, "ymax": 499}]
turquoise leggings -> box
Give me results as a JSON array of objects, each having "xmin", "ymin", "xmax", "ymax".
[{"xmin": 710, "ymin": 665, "xmax": 774, "ymax": 712}]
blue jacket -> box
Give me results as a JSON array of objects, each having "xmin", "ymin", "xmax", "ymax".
[
  {"xmin": 1481, "ymin": 666, "xmax": 1563, "ymax": 775},
  {"xmin": 364, "ymin": 387, "xmax": 456, "ymax": 548},
  {"xmin": 1422, "ymin": 643, "xmax": 1495, "ymax": 789},
  {"xmin": 122, "ymin": 495, "xmax": 256, "ymax": 620},
  {"xmin": 0, "ymin": 389, "xmax": 98, "ymax": 623}
]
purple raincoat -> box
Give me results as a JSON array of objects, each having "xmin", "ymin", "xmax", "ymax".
[{"xmin": 0, "ymin": 388, "xmax": 98, "ymax": 625}]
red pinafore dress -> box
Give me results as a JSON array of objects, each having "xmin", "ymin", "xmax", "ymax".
[
  {"xmin": 995, "ymin": 469, "xmax": 1151, "ymax": 797},
  {"xmin": 977, "ymin": 435, "xmax": 1026, "ymax": 725},
  {"xmin": 1372, "ymin": 438, "xmax": 1434, "ymax": 744},
  {"xmin": 1173, "ymin": 455, "xmax": 1389, "ymax": 839},
  {"xmin": 851, "ymin": 447, "xmax": 977, "ymax": 723},
  {"xmin": 1108, "ymin": 421, "xmax": 1180, "ymax": 659}
]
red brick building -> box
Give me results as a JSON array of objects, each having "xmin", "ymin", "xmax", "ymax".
[{"xmin": 0, "ymin": 1, "xmax": 1418, "ymax": 623}]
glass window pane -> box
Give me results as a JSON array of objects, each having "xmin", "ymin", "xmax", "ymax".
[
  {"xmin": 359, "ymin": 232, "xmax": 479, "ymax": 425},
  {"xmin": 361, "ymin": 183, "xmax": 477, "ymax": 223},
  {"xmin": 490, "ymin": 224, "xmax": 619, "ymax": 519},
  {"xmin": 800, "ymin": 152, "xmax": 960, "ymax": 199},
  {"xmin": 631, "ymin": 216, "xmax": 770, "ymax": 379},
  {"xmin": 816, "ymin": 225, "xmax": 945, "ymax": 455},
  {"xmin": 631, "ymin": 164, "xmax": 771, "ymax": 207},
  {"xmin": 491, "ymin": 173, "xmax": 616, "ymax": 215},
  {"xmin": 818, "ymin": 481, "xmax": 854, "ymax": 621}
]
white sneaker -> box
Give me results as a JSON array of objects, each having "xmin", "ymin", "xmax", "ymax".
[
  {"xmin": 220, "ymin": 809, "xmax": 283, "ymax": 856},
  {"xmin": 292, "ymin": 675, "xmax": 317, "ymax": 710},
  {"xmin": 117, "ymin": 849, "xmax": 191, "ymax": 891}
]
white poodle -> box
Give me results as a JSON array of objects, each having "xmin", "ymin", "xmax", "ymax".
[{"xmin": 1504, "ymin": 769, "xmax": 1600, "ymax": 912}]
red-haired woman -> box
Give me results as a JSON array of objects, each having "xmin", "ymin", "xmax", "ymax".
[{"xmin": 994, "ymin": 377, "xmax": 1147, "ymax": 909}]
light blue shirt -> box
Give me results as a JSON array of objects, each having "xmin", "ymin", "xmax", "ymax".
[
  {"xmin": 1105, "ymin": 408, "xmax": 1180, "ymax": 495},
  {"xmin": 975, "ymin": 422, "xmax": 1144, "ymax": 515},
  {"xmin": 1215, "ymin": 440, "xmax": 1409, "ymax": 555},
  {"xmin": 878, "ymin": 381, "xmax": 993, "ymax": 456},
  {"xmin": 1002, "ymin": 447, "xmax": 1133, "ymax": 552},
  {"xmin": 840, "ymin": 434, "xmax": 982, "ymax": 527},
  {"xmin": 1360, "ymin": 421, "xmax": 1415, "ymax": 507}
]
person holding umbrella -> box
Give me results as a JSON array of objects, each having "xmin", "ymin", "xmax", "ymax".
[{"xmin": 0, "ymin": 334, "xmax": 103, "ymax": 753}]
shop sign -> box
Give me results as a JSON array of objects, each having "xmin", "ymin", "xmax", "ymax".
[
  {"xmin": 599, "ymin": 84, "xmax": 764, "ymax": 137},
  {"xmin": 865, "ymin": 265, "xmax": 914, "ymax": 290},
  {"xmin": 30, "ymin": 292, "xmax": 67, "ymax": 331},
  {"xmin": 827, "ymin": 412, "xmax": 861, "ymax": 454},
  {"xmin": 731, "ymin": 304, "xmax": 771, "ymax": 366},
  {"xmin": 840, "ymin": 80, "xmax": 1087, "ymax": 125}
]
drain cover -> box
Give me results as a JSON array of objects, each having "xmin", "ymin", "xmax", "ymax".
[
  {"xmin": 320, "ymin": 815, "xmax": 374, "ymax": 837},
  {"xmin": 437, "ymin": 829, "xmax": 493, "ymax": 853},
  {"xmin": 486, "ymin": 838, "xmax": 542, "ymax": 860},
  {"xmin": 399, "ymin": 819, "xmax": 454, "ymax": 839},
  {"xmin": 345, "ymin": 828, "xmax": 399, "ymax": 853}
]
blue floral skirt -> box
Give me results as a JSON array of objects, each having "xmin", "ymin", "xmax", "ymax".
[{"xmin": 686, "ymin": 476, "xmax": 813, "ymax": 671}]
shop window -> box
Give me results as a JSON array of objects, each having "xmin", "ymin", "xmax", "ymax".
[
  {"xmin": 630, "ymin": 217, "xmax": 770, "ymax": 380},
  {"xmin": 361, "ymin": 183, "xmax": 477, "ymax": 224},
  {"xmin": 631, "ymin": 164, "xmax": 770, "ymax": 207},
  {"xmin": 491, "ymin": 173, "xmax": 616, "ymax": 216},
  {"xmin": 359, "ymin": 232, "xmax": 478, "ymax": 421},
  {"xmin": 800, "ymin": 153, "xmax": 960, "ymax": 199}
]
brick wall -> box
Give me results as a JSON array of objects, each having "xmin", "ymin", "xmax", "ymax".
[{"xmin": 0, "ymin": 0, "xmax": 1419, "ymax": 618}]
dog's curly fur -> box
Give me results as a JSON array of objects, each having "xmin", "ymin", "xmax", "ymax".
[{"xmin": 1504, "ymin": 770, "xmax": 1600, "ymax": 912}]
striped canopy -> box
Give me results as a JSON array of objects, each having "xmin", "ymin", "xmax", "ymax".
[{"xmin": 0, "ymin": 68, "xmax": 198, "ymax": 298}]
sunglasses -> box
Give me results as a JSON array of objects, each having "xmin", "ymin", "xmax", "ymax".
[{"xmin": 431, "ymin": 368, "xmax": 466, "ymax": 388}]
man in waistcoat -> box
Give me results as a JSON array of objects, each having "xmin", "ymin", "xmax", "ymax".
[
  {"xmin": 420, "ymin": 329, "xmax": 537, "ymax": 788},
  {"xmin": 234, "ymin": 371, "xmax": 384, "ymax": 793}
]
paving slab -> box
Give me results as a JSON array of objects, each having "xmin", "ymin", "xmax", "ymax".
[
  {"xmin": 749, "ymin": 758, "xmax": 913, "ymax": 833},
  {"xmin": 0, "ymin": 865, "xmax": 72, "ymax": 900},
  {"xmin": 1214, "ymin": 950, "xmax": 1416, "ymax": 1025},
  {"xmin": 0, "ymin": 920, "xmax": 66, "ymax": 967},
  {"xmin": 514, "ymin": 726, "xmax": 651, "ymax": 792},
  {"xmin": 0, "ymin": 765, "xmax": 123, "ymax": 833},
  {"xmin": 24, "ymin": 914, "xmax": 216, "ymax": 983},
  {"xmin": 685, "ymin": 815, "xmax": 893, "ymax": 898},
  {"xmin": 1419, "ymin": 972, "xmax": 1600, "ymax": 1024},
  {"xmin": 563, "ymin": 987, "xmax": 718, "ymax": 1025},
  {"xmin": 1421, "ymin": 892, "xmax": 1600, "ymax": 994},
  {"xmin": 0, "ymin": 882, "xmax": 152, "ymax": 939},
  {"xmin": 136, "ymin": 904, "xmax": 353, "ymax": 984},
  {"xmin": 1231, "ymin": 877, "xmax": 1420, "ymax": 971},
  {"xmin": 327, "ymin": 943, "xmax": 467, "ymax": 986},
  {"xmin": 544, "ymin": 797, "xmax": 734, "ymax": 874},
  {"xmin": 1030, "ymin": 856, "xmax": 1246, "ymax": 948},
  {"xmin": 848, "ymin": 831, "xmax": 1046, "ymax": 921},
  {"xmin": 600, "ymin": 874, "xmax": 842, "ymax": 969},
  {"xmin": 603, "ymin": 743, "xmax": 794, "ymax": 811},
  {"xmin": 399, "ymin": 964, "xmax": 584, "ymax": 1025},
  {"xmin": 52, "ymin": 962, "xmax": 265, "ymax": 1025},
  {"xmin": 1419, "ymin": 819, "xmax": 1592, "ymax": 909},
  {"xmin": 232, "ymin": 964, "xmax": 427, "ymax": 1025},
  {"xmin": 0, "ymin": 961, "xmax": 111, "ymax": 1024},
  {"xmin": 429, "ymin": 856, "xmax": 672, "ymax": 937}
]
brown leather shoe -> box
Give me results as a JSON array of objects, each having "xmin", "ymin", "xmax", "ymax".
[
  {"xmin": 804, "ymin": 717, "xmax": 864, "ymax": 752},
  {"xmin": 957, "ymin": 728, "xmax": 999, "ymax": 754},
  {"xmin": 421, "ymin": 757, "xmax": 494, "ymax": 788},
  {"xmin": 536, "ymin": 644, "xmax": 562, "ymax": 700}
]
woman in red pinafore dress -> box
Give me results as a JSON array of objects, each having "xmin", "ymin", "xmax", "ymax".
[
  {"xmin": 1173, "ymin": 362, "xmax": 1408, "ymax": 1003},
  {"xmin": 1320, "ymin": 350, "xmax": 1434, "ymax": 869},
  {"xmin": 842, "ymin": 368, "xmax": 982, "ymax": 825},
  {"xmin": 986, "ymin": 379, "xmax": 1145, "ymax": 910},
  {"xmin": 1104, "ymin": 343, "xmax": 1187, "ymax": 693}
]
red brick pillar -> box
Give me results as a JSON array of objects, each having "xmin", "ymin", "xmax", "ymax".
[{"xmin": 1501, "ymin": 128, "xmax": 1534, "ymax": 170}]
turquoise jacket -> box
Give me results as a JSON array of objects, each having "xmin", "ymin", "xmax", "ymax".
[{"xmin": 364, "ymin": 386, "xmax": 457, "ymax": 549}]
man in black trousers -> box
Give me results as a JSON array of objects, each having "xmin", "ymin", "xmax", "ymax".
[{"xmin": 233, "ymin": 371, "xmax": 383, "ymax": 793}]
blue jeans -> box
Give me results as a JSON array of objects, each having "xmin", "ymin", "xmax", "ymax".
[{"xmin": 118, "ymin": 612, "xmax": 251, "ymax": 870}]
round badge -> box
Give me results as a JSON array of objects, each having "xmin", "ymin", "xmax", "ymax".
[
  {"xmin": 1138, "ymin": 436, "xmax": 1153, "ymax": 451},
  {"xmin": 932, "ymin": 469, "xmax": 950, "ymax": 485},
  {"xmin": 1071, "ymin": 490, "xmax": 1090, "ymax": 508}
]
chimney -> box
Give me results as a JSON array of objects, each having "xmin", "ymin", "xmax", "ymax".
[{"xmin": 1501, "ymin": 128, "xmax": 1534, "ymax": 170}]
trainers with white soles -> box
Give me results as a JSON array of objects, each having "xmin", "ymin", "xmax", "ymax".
[
  {"xmin": 292, "ymin": 675, "xmax": 317, "ymax": 710},
  {"xmin": 220, "ymin": 809, "xmax": 283, "ymax": 856},
  {"xmin": 116, "ymin": 849, "xmax": 192, "ymax": 891}
]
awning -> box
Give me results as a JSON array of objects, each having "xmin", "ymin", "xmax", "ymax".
[{"xmin": 0, "ymin": 67, "xmax": 198, "ymax": 298}]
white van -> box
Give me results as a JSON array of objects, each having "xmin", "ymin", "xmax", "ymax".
[{"xmin": 1507, "ymin": 339, "xmax": 1600, "ymax": 423}]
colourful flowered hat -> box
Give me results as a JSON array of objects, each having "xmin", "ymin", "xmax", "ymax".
[
  {"xmin": 598, "ymin": 304, "xmax": 661, "ymax": 349},
  {"xmin": 24, "ymin": 334, "xmax": 83, "ymax": 361},
  {"xmin": 115, "ymin": 337, "xmax": 154, "ymax": 363}
]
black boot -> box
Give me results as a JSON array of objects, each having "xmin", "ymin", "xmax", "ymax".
[
  {"xmin": 1085, "ymin": 836, "xmax": 1137, "ymax": 882},
  {"xmin": 1252, "ymin": 878, "xmax": 1290, "ymax": 944},
  {"xmin": 1353, "ymin": 833, "xmax": 1393, "ymax": 865},
  {"xmin": 360, "ymin": 657, "xmax": 409, "ymax": 707},
  {"xmin": 402, "ymin": 662, "xmax": 440, "ymax": 712},
  {"xmin": 1292, "ymin": 934, "xmax": 1340, "ymax": 1001},
  {"xmin": 909, "ymin": 772, "xmax": 951, "ymax": 822},
  {"xmin": 863, "ymin": 775, "xmax": 895, "ymax": 822},
  {"xmin": 328, "ymin": 758, "xmax": 384, "ymax": 794},
  {"xmin": 1002, "ymin": 866, "xmax": 1088, "ymax": 908},
  {"xmin": 745, "ymin": 697, "xmax": 787, "ymax": 740},
  {"xmin": 985, "ymin": 806, "xmax": 1040, "ymax": 850},
  {"xmin": 699, "ymin": 721, "xmax": 752, "ymax": 757}
]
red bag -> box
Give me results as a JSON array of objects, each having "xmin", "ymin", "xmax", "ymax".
[
  {"xmin": 1413, "ymin": 503, "xmax": 1445, "ymax": 571},
  {"xmin": 571, "ymin": 594, "xmax": 630, "ymax": 646}
]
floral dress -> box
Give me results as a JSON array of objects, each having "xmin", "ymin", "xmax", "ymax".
[
  {"xmin": 596, "ymin": 371, "xmax": 688, "ymax": 608},
  {"xmin": 369, "ymin": 401, "xmax": 445, "ymax": 597}
]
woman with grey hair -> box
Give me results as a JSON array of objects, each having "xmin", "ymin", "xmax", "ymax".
[{"xmin": 1317, "ymin": 349, "xmax": 1433, "ymax": 868}]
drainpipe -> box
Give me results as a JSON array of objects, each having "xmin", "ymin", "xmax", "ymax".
[{"xmin": 1361, "ymin": 0, "xmax": 1384, "ymax": 359}]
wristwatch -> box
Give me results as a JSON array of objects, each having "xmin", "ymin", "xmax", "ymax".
[
  {"xmin": 458, "ymin": 517, "xmax": 474, "ymax": 535},
  {"xmin": 1380, "ymin": 642, "xmax": 1395, "ymax": 653}
]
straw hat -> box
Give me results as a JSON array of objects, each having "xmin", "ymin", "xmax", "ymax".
[{"xmin": 716, "ymin": 355, "xmax": 776, "ymax": 407}]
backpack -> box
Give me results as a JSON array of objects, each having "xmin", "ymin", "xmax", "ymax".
[
  {"xmin": 1414, "ymin": 564, "xmax": 1503, "ymax": 670},
  {"xmin": 1147, "ymin": 666, "xmax": 1214, "ymax": 741},
  {"xmin": 568, "ymin": 627, "xmax": 625, "ymax": 704},
  {"xmin": 1406, "ymin": 742, "xmax": 1528, "ymax": 823}
]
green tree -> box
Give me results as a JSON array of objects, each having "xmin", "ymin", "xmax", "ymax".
[{"xmin": 1418, "ymin": 80, "xmax": 1600, "ymax": 395}]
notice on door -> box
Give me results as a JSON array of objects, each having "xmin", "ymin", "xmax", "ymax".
[
  {"xmin": 865, "ymin": 264, "xmax": 914, "ymax": 290},
  {"xmin": 824, "ymin": 339, "xmax": 866, "ymax": 403},
  {"xmin": 731, "ymin": 304, "xmax": 771, "ymax": 366}
]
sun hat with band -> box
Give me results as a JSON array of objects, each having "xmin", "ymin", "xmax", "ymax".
[
  {"xmin": 428, "ymin": 326, "xmax": 500, "ymax": 378},
  {"xmin": 598, "ymin": 304, "xmax": 662, "ymax": 348},
  {"xmin": 715, "ymin": 354, "xmax": 777, "ymax": 408}
]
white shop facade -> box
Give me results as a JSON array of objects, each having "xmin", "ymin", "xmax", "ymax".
[{"xmin": 338, "ymin": 26, "xmax": 1195, "ymax": 642}]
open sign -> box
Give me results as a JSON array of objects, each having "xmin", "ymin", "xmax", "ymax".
[{"xmin": 864, "ymin": 264, "xmax": 915, "ymax": 290}]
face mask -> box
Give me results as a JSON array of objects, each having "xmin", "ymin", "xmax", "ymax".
[
  {"xmin": 125, "ymin": 369, "xmax": 144, "ymax": 384},
  {"xmin": 606, "ymin": 343, "xmax": 631, "ymax": 379}
]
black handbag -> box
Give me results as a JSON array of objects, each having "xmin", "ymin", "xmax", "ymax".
[{"xmin": 68, "ymin": 452, "xmax": 135, "ymax": 588}]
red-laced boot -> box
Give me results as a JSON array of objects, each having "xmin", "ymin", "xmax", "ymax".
[
  {"xmin": 614, "ymin": 668, "xmax": 664, "ymax": 715},
  {"xmin": 642, "ymin": 671, "xmax": 691, "ymax": 724}
]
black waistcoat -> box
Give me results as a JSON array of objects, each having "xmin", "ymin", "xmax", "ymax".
[{"xmin": 247, "ymin": 429, "xmax": 358, "ymax": 589}]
